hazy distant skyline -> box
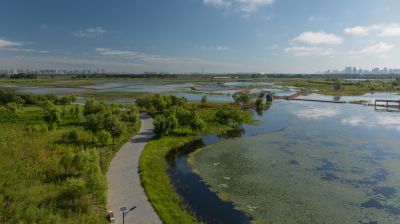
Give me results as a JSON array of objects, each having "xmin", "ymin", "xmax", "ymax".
[{"xmin": 1, "ymin": 0, "xmax": 400, "ymax": 73}]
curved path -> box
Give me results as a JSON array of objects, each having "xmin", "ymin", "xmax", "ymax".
[{"xmin": 107, "ymin": 114, "xmax": 162, "ymax": 224}]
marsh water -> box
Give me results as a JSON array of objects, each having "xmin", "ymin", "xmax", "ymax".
[
  {"xmin": 169, "ymin": 100, "xmax": 400, "ymax": 224},
  {"xmin": 0, "ymin": 80, "xmax": 297, "ymax": 103}
]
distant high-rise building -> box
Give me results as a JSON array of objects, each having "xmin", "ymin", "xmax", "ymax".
[
  {"xmin": 344, "ymin": 67, "xmax": 352, "ymax": 74},
  {"xmin": 372, "ymin": 68, "xmax": 379, "ymax": 74}
]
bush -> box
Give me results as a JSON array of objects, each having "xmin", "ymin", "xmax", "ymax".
[
  {"xmin": 154, "ymin": 114, "xmax": 178, "ymax": 136},
  {"xmin": 97, "ymin": 130, "xmax": 111, "ymax": 146},
  {"xmin": 62, "ymin": 130, "xmax": 79, "ymax": 144},
  {"xmin": 333, "ymin": 79, "xmax": 342, "ymax": 90}
]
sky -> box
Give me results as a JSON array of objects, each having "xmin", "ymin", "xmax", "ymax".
[{"xmin": 1, "ymin": 0, "xmax": 400, "ymax": 73}]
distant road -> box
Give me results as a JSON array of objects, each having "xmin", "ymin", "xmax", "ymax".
[{"xmin": 107, "ymin": 114, "xmax": 161, "ymax": 224}]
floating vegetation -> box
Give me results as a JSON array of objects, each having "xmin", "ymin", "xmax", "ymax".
[
  {"xmin": 191, "ymin": 101, "xmax": 400, "ymax": 223},
  {"xmin": 218, "ymin": 183, "xmax": 229, "ymax": 188}
]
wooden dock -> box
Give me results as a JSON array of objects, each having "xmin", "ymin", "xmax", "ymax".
[
  {"xmin": 273, "ymin": 89, "xmax": 347, "ymax": 104},
  {"xmin": 375, "ymin": 99, "xmax": 400, "ymax": 109}
]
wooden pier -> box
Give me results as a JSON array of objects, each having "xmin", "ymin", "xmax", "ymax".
[{"xmin": 375, "ymin": 99, "xmax": 400, "ymax": 109}]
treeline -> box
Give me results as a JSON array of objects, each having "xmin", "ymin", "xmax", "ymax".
[
  {"xmin": 136, "ymin": 94, "xmax": 252, "ymax": 137},
  {"xmin": 0, "ymin": 88, "xmax": 77, "ymax": 106}
]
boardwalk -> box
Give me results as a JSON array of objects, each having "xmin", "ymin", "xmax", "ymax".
[{"xmin": 107, "ymin": 114, "xmax": 161, "ymax": 224}]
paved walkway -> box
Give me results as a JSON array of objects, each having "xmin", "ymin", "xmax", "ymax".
[{"xmin": 107, "ymin": 114, "xmax": 162, "ymax": 224}]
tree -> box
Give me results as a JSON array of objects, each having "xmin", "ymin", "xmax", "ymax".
[
  {"xmin": 232, "ymin": 92, "xmax": 251, "ymax": 105},
  {"xmin": 62, "ymin": 130, "xmax": 79, "ymax": 144},
  {"xmin": 64, "ymin": 178, "xmax": 85, "ymax": 202},
  {"xmin": 60, "ymin": 150, "xmax": 74, "ymax": 175},
  {"xmin": 216, "ymin": 109, "xmax": 244, "ymax": 128},
  {"xmin": 152, "ymin": 94, "xmax": 167, "ymax": 113},
  {"xmin": 59, "ymin": 96, "xmax": 75, "ymax": 106},
  {"xmin": 255, "ymin": 98, "xmax": 265, "ymax": 110},
  {"xmin": 201, "ymin": 95, "xmax": 208, "ymax": 104},
  {"xmin": 170, "ymin": 95, "xmax": 188, "ymax": 107},
  {"xmin": 189, "ymin": 111, "xmax": 205, "ymax": 133},
  {"xmin": 104, "ymin": 116, "xmax": 125, "ymax": 147},
  {"xmin": 122, "ymin": 107, "xmax": 138, "ymax": 125},
  {"xmin": 153, "ymin": 113, "xmax": 178, "ymax": 136},
  {"xmin": 97, "ymin": 130, "xmax": 111, "ymax": 146},
  {"xmin": 173, "ymin": 106, "xmax": 191, "ymax": 132},
  {"xmin": 43, "ymin": 104, "xmax": 61, "ymax": 129},
  {"xmin": 74, "ymin": 105, "xmax": 80, "ymax": 117},
  {"xmin": 84, "ymin": 113, "xmax": 103, "ymax": 142},
  {"xmin": 86, "ymin": 163, "xmax": 106, "ymax": 202},
  {"xmin": 239, "ymin": 93, "xmax": 251, "ymax": 105},
  {"xmin": 61, "ymin": 107, "xmax": 67, "ymax": 118},
  {"xmin": 72, "ymin": 151, "xmax": 91, "ymax": 175},
  {"xmin": 83, "ymin": 99, "xmax": 105, "ymax": 116},
  {"xmin": 333, "ymin": 79, "xmax": 342, "ymax": 90},
  {"xmin": 135, "ymin": 95, "xmax": 153, "ymax": 112},
  {"xmin": 0, "ymin": 89, "xmax": 19, "ymax": 105},
  {"xmin": 4, "ymin": 102, "xmax": 21, "ymax": 120}
]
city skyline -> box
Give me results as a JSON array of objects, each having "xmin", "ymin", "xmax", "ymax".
[
  {"xmin": 1, "ymin": 0, "xmax": 400, "ymax": 73},
  {"xmin": 4, "ymin": 65, "xmax": 400, "ymax": 76}
]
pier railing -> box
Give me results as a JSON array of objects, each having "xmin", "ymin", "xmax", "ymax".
[{"xmin": 375, "ymin": 99, "xmax": 400, "ymax": 109}]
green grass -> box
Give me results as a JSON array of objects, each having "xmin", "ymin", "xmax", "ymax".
[
  {"xmin": 140, "ymin": 136, "xmax": 200, "ymax": 224},
  {"xmin": 278, "ymin": 78, "xmax": 400, "ymax": 96},
  {"xmin": 0, "ymin": 104, "xmax": 140, "ymax": 224}
]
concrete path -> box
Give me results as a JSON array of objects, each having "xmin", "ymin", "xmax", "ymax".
[{"xmin": 107, "ymin": 114, "xmax": 162, "ymax": 224}]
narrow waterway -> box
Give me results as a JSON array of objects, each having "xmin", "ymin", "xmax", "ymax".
[{"xmin": 166, "ymin": 133, "xmax": 253, "ymax": 224}]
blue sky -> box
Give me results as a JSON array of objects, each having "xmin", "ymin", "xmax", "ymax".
[{"xmin": 1, "ymin": 0, "xmax": 400, "ymax": 73}]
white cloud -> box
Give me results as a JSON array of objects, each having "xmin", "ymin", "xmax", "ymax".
[
  {"xmin": 342, "ymin": 115, "xmax": 400, "ymax": 131},
  {"xmin": 294, "ymin": 108, "xmax": 339, "ymax": 119},
  {"xmin": 0, "ymin": 38, "xmax": 22, "ymax": 48},
  {"xmin": 350, "ymin": 42, "xmax": 394, "ymax": 55},
  {"xmin": 344, "ymin": 23, "xmax": 400, "ymax": 37},
  {"xmin": 96, "ymin": 48, "xmax": 239, "ymax": 66},
  {"xmin": 74, "ymin": 27, "xmax": 107, "ymax": 37},
  {"xmin": 204, "ymin": 0, "xmax": 231, "ymax": 8},
  {"xmin": 284, "ymin": 46, "xmax": 333, "ymax": 56},
  {"xmin": 1, "ymin": 48, "xmax": 49, "ymax": 53},
  {"xmin": 217, "ymin": 46, "xmax": 230, "ymax": 51},
  {"xmin": 344, "ymin": 26, "xmax": 369, "ymax": 36},
  {"xmin": 0, "ymin": 38, "xmax": 48, "ymax": 53},
  {"xmin": 293, "ymin": 32, "xmax": 343, "ymax": 45},
  {"xmin": 200, "ymin": 45, "xmax": 230, "ymax": 51},
  {"xmin": 341, "ymin": 116, "xmax": 368, "ymax": 126},
  {"xmin": 379, "ymin": 24, "xmax": 400, "ymax": 37},
  {"xmin": 203, "ymin": 0, "xmax": 274, "ymax": 13},
  {"xmin": 96, "ymin": 48, "xmax": 139, "ymax": 57}
]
